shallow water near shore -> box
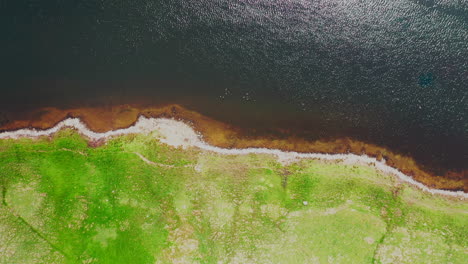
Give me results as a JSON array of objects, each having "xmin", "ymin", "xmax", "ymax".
[{"xmin": 1, "ymin": 0, "xmax": 467, "ymax": 178}]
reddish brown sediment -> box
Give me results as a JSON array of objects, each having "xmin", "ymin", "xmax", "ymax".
[{"xmin": 1, "ymin": 104, "xmax": 466, "ymax": 192}]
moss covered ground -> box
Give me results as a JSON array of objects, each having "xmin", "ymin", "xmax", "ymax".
[{"xmin": 0, "ymin": 130, "xmax": 466, "ymax": 263}]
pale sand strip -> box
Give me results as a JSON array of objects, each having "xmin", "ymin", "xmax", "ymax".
[
  {"xmin": 133, "ymin": 152, "xmax": 192, "ymax": 168},
  {"xmin": 0, "ymin": 116, "xmax": 466, "ymax": 199}
]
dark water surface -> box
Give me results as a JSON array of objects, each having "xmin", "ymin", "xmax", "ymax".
[{"xmin": 1, "ymin": 0, "xmax": 467, "ymax": 174}]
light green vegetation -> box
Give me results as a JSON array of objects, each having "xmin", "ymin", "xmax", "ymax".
[{"xmin": 0, "ymin": 129, "xmax": 466, "ymax": 264}]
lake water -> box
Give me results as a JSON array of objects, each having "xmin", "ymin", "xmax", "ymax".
[{"xmin": 1, "ymin": 0, "xmax": 467, "ymax": 174}]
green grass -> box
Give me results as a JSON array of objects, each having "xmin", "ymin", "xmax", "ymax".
[{"xmin": 0, "ymin": 129, "xmax": 466, "ymax": 263}]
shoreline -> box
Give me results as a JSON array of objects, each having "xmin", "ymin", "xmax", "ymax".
[
  {"xmin": 0, "ymin": 104, "xmax": 466, "ymax": 192},
  {"xmin": 0, "ymin": 114, "xmax": 466, "ymax": 199}
]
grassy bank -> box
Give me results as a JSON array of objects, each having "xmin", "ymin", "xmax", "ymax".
[{"xmin": 0, "ymin": 130, "xmax": 466, "ymax": 263}]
